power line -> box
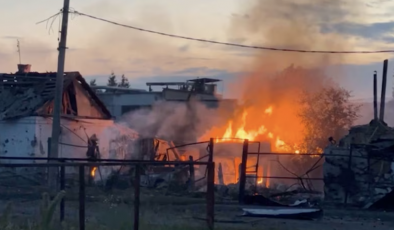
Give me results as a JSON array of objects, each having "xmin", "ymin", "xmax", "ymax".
[{"xmin": 69, "ymin": 10, "xmax": 394, "ymax": 54}]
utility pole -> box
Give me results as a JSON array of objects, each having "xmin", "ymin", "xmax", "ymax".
[
  {"xmin": 17, "ymin": 39, "xmax": 21, "ymax": 64},
  {"xmin": 49, "ymin": 0, "xmax": 70, "ymax": 189}
]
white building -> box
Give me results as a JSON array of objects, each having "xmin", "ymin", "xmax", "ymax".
[
  {"xmin": 93, "ymin": 78, "xmax": 238, "ymax": 119},
  {"xmin": 0, "ymin": 66, "xmax": 139, "ymax": 165}
]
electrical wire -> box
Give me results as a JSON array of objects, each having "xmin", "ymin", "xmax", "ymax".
[{"xmin": 70, "ymin": 10, "xmax": 394, "ymax": 54}]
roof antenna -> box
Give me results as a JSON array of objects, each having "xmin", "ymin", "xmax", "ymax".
[{"xmin": 16, "ymin": 39, "xmax": 22, "ymax": 64}]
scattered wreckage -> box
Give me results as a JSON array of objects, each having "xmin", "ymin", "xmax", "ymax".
[{"xmin": 92, "ymin": 137, "xmax": 208, "ymax": 193}]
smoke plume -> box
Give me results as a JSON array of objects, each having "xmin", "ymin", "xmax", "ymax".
[
  {"xmin": 213, "ymin": 0, "xmax": 362, "ymax": 146},
  {"xmin": 229, "ymin": 0, "xmax": 357, "ymax": 68},
  {"xmin": 120, "ymin": 100, "xmax": 221, "ymax": 142}
]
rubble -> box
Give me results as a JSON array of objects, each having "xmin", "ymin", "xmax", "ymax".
[{"xmin": 324, "ymin": 120, "xmax": 394, "ymax": 208}]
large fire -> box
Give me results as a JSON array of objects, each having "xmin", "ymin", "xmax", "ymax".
[
  {"xmin": 200, "ymin": 105, "xmax": 305, "ymax": 187},
  {"xmin": 214, "ymin": 106, "xmax": 299, "ymax": 153}
]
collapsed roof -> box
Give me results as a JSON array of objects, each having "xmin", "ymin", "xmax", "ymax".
[{"xmin": 0, "ymin": 71, "xmax": 111, "ymax": 120}]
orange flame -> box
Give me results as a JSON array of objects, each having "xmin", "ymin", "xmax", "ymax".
[
  {"xmin": 91, "ymin": 167, "xmax": 97, "ymax": 177},
  {"xmin": 216, "ymin": 111, "xmax": 267, "ymax": 143},
  {"xmin": 214, "ymin": 106, "xmax": 299, "ymax": 153}
]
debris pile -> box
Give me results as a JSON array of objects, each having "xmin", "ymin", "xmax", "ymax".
[{"xmin": 324, "ymin": 120, "xmax": 394, "ymax": 208}]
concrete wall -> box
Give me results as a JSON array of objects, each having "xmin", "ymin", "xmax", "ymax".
[
  {"xmin": 97, "ymin": 93, "xmax": 160, "ymax": 118},
  {"xmin": 0, "ymin": 116, "xmax": 140, "ymax": 160},
  {"xmin": 97, "ymin": 91, "xmax": 238, "ymax": 120},
  {"xmin": 0, "ymin": 117, "xmax": 37, "ymax": 163},
  {"xmin": 0, "ymin": 116, "xmax": 141, "ymax": 180},
  {"xmin": 324, "ymin": 146, "xmax": 394, "ymax": 208}
]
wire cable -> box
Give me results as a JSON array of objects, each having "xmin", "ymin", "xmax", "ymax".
[{"xmin": 70, "ymin": 10, "xmax": 394, "ymax": 54}]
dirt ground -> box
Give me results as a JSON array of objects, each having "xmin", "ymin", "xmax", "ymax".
[{"xmin": 1, "ymin": 193, "xmax": 393, "ymax": 230}]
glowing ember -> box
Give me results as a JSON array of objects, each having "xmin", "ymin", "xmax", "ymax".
[{"xmin": 91, "ymin": 167, "xmax": 97, "ymax": 177}]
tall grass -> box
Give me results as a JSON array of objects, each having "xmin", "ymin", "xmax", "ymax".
[{"xmin": 0, "ymin": 191, "xmax": 65, "ymax": 230}]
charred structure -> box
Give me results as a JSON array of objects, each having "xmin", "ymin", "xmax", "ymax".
[{"xmin": 324, "ymin": 60, "xmax": 394, "ymax": 208}]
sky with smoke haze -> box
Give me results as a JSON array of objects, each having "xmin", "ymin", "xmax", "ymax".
[{"xmin": 1, "ymin": 0, "xmax": 394, "ymax": 101}]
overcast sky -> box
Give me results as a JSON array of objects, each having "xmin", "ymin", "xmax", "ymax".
[{"xmin": 1, "ymin": 0, "xmax": 394, "ymax": 100}]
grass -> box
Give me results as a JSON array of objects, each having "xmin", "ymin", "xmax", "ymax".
[
  {"xmin": 6, "ymin": 190, "xmax": 392, "ymax": 230},
  {"xmin": 0, "ymin": 190, "xmax": 264, "ymax": 230}
]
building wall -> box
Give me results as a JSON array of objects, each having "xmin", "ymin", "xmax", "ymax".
[
  {"xmin": 0, "ymin": 116, "xmax": 141, "ymax": 179},
  {"xmin": 97, "ymin": 93, "xmax": 160, "ymax": 118},
  {"xmin": 74, "ymin": 82, "xmax": 103, "ymax": 118},
  {"xmin": 0, "ymin": 117, "xmax": 37, "ymax": 163},
  {"xmin": 0, "ymin": 116, "xmax": 140, "ymax": 160},
  {"xmin": 97, "ymin": 91, "xmax": 238, "ymax": 119},
  {"xmin": 324, "ymin": 146, "xmax": 394, "ymax": 207},
  {"xmin": 162, "ymin": 89, "xmax": 218, "ymax": 100}
]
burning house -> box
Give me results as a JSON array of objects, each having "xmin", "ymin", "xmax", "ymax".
[
  {"xmin": 0, "ymin": 65, "xmax": 198, "ymax": 187},
  {"xmin": 0, "ymin": 64, "xmax": 117, "ymax": 162}
]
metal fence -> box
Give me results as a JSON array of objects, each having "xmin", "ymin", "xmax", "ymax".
[
  {"xmin": 0, "ymin": 157, "xmax": 215, "ymax": 230},
  {"xmin": 237, "ymin": 139, "xmax": 394, "ymax": 207}
]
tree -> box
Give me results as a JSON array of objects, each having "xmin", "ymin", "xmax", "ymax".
[
  {"xmin": 89, "ymin": 79, "xmax": 97, "ymax": 87},
  {"xmin": 298, "ymin": 86, "xmax": 361, "ymax": 153},
  {"xmin": 107, "ymin": 72, "xmax": 118, "ymax": 87},
  {"xmin": 118, "ymin": 74, "xmax": 130, "ymax": 88}
]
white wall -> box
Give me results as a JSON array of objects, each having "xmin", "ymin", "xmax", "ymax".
[
  {"xmin": 33, "ymin": 117, "xmax": 140, "ymax": 160},
  {"xmin": 0, "ymin": 117, "xmax": 37, "ymax": 163},
  {"xmin": 0, "ymin": 116, "xmax": 141, "ymax": 179},
  {"xmin": 0, "ymin": 116, "xmax": 140, "ymax": 160}
]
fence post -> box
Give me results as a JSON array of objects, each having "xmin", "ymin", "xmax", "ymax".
[
  {"xmin": 47, "ymin": 137, "xmax": 51, "ymax": 187},
  {"xmin": 238, "ymin": 139, "xmax": 249, "ymax": 204},
  {"xmin": 79, "ymin": 165, "xmax": 85, "ymax": 230},
  {"xmin": 188, "ymin": 156, "xmax": 195, "ymax": 191},
  {"xmin": 344, "ymin": 144, "xmax": 353, "ymax": 205},
  {"xmin": 206, "ymin": 162, "xmax": 215, "ymax": 230},
  {"xmin": 134, "ymin": 164, "xmax": 141, "ymax": 230},
  {"xmin": 208, "ymin": 138, "xmax": 214, "ymax": 163},
  {"xmin": 47, "ymin": 138, "xmax": 52, "ymax": 158},
  {"xmin": 218, "ymin": 163, "xmax": 224, "ymax": 185},
  {"xmin": 60, "ymin": 160, "xmax": 65, "ymax": 222}
]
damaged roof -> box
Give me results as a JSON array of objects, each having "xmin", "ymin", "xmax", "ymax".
[{"xmin": 0, "ymin": 71, "xmax": 112, "ymax": 120}]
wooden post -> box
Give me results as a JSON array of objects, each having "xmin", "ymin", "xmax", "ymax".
[
  {"xmin": 78, "ymin": 165, "xmax": 85, "ymax": 230},
  {"xmin": 49, "ymin": 0, "xmax": 71, "ymax": 190},
  {"xmin": 208, "ymin": 138, "xmax": 214, "ymax": 163},
  {"xmin": 238, "ymin": 139, "xmax": 249, "ymax": 204},
  {"xmin": 206, "ymin": 162, "xmax": 215, "ymax": 230},
  {"xmin": 379, "ymin": 59, "xmax": 388, "ymax": 121},
  {"xmin": 373, "ymin": 71, "xmax": 378, "ymax": 120},
  {"xmin": 59, "ymin": 160, "xmax": 65, "ymax": 221},
  {"xmin": 188, "ymin": 156, "xmax": 195, "ymax": 191},
  {"xmin": 218, "ymin": 163, "xmax": 224, "ymax": 185},
  {"xmin": 134, "ymin": 165, "xmax": 141, "ymax": 230}
]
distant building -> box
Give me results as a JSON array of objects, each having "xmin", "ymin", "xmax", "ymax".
[{"xmin": 93, "ymin": 78, "xmax": 238, "ymax": 118}]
